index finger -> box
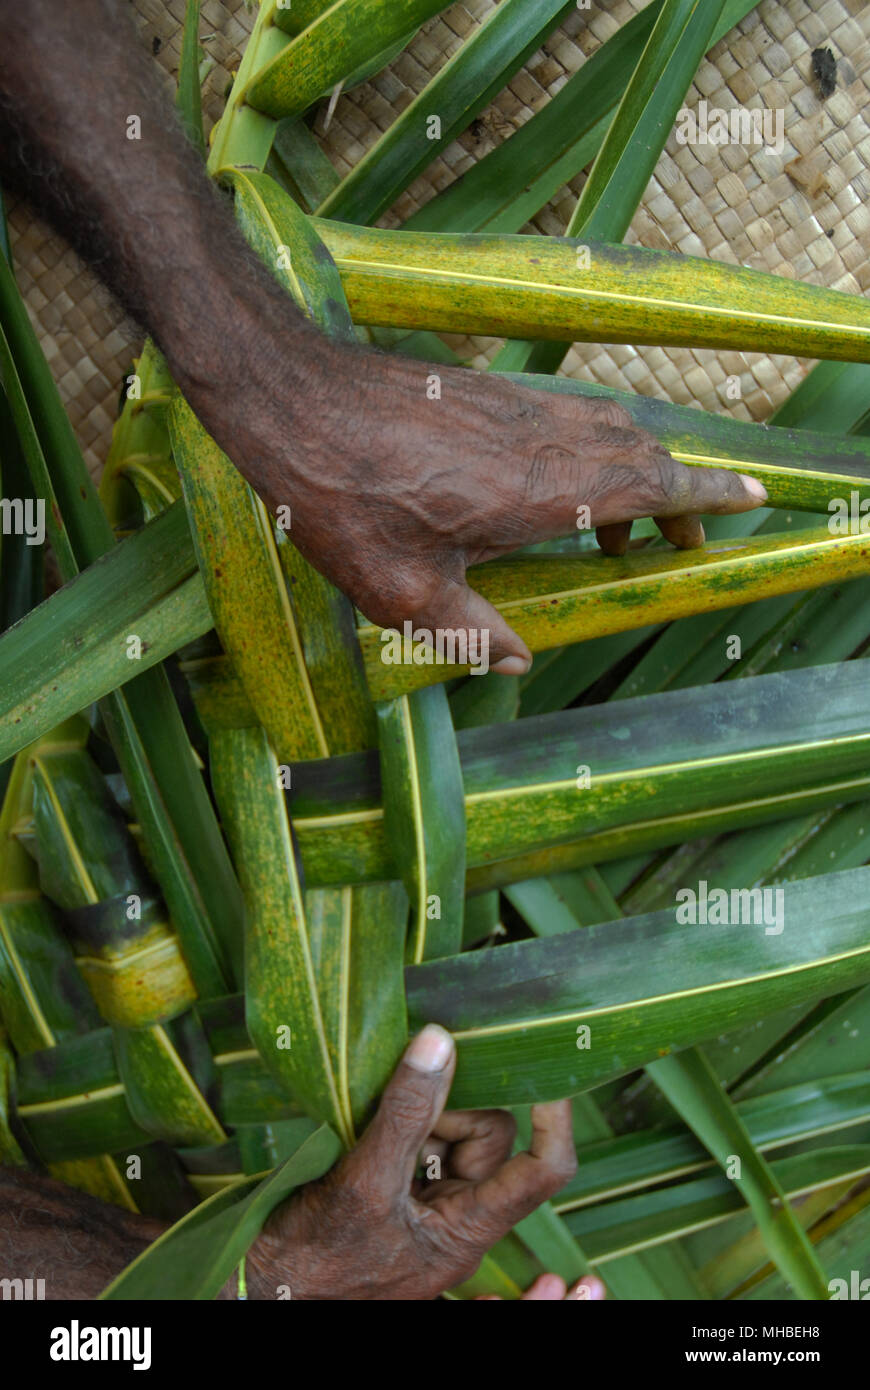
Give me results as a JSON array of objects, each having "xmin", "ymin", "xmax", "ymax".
[
  {"xmin": 649, "ymin": 456, "xmax": 768, "ymax": 518},
  {"xmin": 443, "ymin": 1100, "xmax": 576, "ymax": 1241}
]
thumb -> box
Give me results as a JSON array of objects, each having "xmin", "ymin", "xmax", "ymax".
[
  {"xmin": 342, "ymin": 1025, "xmax": 456, "ymax": 1205},
  {"xmin": 411, "ymin": 571, "xmax": 532, "ymax": 677}
]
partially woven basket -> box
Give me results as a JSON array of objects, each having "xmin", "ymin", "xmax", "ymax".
[{"xmin": 7, "ymin": 0, "xmax": 870, "ymax": 479}]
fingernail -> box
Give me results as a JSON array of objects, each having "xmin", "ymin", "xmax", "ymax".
[
  {"xmin": 571, "ymin": 1276, "xmax": 606, "ymax": 1301},
  {"xmin": 406, "ymin": 1023, "xmax": 454, "ymax": 1073},
  {"xmin": 492, "ymin": 655, "xmax": 532, "ymax": 676},
  {"xmin": 739, "ymin": 474, "xmax": 768, "ymax": 502}
]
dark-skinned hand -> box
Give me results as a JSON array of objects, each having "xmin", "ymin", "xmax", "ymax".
[
  {"xmin": 244, "ymin": 1024, "xmax": 600, "ymax": 1300},
  {"xmin": 187, "ymin": 331, "xmax": 768, "ymax": 674},
  {"xmin": 0, "ymin": 2, "xmax": 769, "ymax": 677}
]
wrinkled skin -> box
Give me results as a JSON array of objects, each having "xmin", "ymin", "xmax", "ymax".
[
  {"xmin": 0, "ymin": 1, "xmax": 767, "ymax": 674},
  {"xmin": 244, "ymin": 1025, "xmax": 600, "ymax": 1301},
  {"xmin": 0, "ymin": 1028, "xmax": 604, "ymax": 1302},
  {"xmin": 0, "ymin": 0, "xmax": 763, "ymax": 1303},
  {"xmin": 184, "ymin": 329, "xmax": 768, "ymax": 673}
]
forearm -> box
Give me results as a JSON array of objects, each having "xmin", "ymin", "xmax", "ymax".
[
  {"xmin": 0, "ymin": 0, "xmax": 331, "ymax": 490},
  {"xmin": 0, "ymin": 1165, "xmax": 167, "ymax": 1299},
  {"xmin": 0, "ymin": 3, "xmax": 762, "ymax": 663},
  {"xmin": 0, "ymin": 1165, "xmax": 288, "ymax": 1300}
]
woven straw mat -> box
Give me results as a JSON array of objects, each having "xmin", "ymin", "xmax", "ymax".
[{"xmin": 6, "ymin": 0, "xmax": 870, "ymax": 482}]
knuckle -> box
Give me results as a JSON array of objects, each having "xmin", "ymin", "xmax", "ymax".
[
  {"xmin": 588, "ymin": 460, "xmax": 646, "ymax": 509},
  {"xmin": 604, "ymin": 443, "xmax": 681, "ymax": 515},
  {"xmin": 485, "ymin": 1109, "xmax": 517, "ymax": 1148},
  {"xmin": 525, "ymin": 441, "xmax": 578, "ymax": 496},
  {"xmin": 585, "ymin": 422, "xmax": 643, "ymax": 453},
  {"xmin": 649, "ymin": 450, "xmax": 693, "ymax": 510},
  {"xmin": 517, "ymin": 1153, "xmax": 577, "ymax": 1207},
  {"xmin": 386, "ymin": 569, "xmax": 444, "ymax": 625},
  {"xmin": 551, "ymin": 1150, "xmax": 579, "ymax": 1187},
  {"xmin": 392, "ymin": 572, "xmax": 430, "ymax": 616},
  {"xmin": 384, "ymin": 1071, "xmax": 436, "ymax": 1131},
  {"xmin": 540, "ymin": 1155, "xmax": 578, "ymax": 1196},
  {"xmin": 581, "ymin": 397, "xmax": 634, "ymax": 430},
  {"xmin": 523, "ymin": 1174, "xmax": 563, "ymax": 1208},
  {"xmin": 454, "ymin": 1211, "xmax": 501, "ymax": 1252},
  {"xmin": 385, "ymin": 1092, "xmax": 429, "ymax": 1134}
]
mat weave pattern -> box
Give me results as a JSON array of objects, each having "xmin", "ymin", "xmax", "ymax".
[{"xmin": 7, "ymin": 0, "xmax": 870, "ymax": 480}]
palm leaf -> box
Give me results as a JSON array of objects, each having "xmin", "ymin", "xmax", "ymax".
[
  {"xmin": 245, "ymin": 0, "xmax": 450, "ymax": 120},
  {"xmin": 499, "ymin": 0, "xmax": 727, "ymax": 375},
  {"xmin": 741, "ymin": 1187, "xmax": 870, "ymax": 1300},
  {"xmin": 557, "ymin": 1075, "xmax": 870, "ymax": 1211},
  {"xmin": 175, "ymin": 0, "xmax": 206, "ymax": 157},
  {"xmin": 4, "ymin": 0, "xmax": 870, "ymax": 1304},
  {"xmin": 408, "ymin": 0, "xmax": 757, "ymax": 235},
  {"xmin": 405, "ymin": 865, "xmax": 870, "ymax": 1108},
  {"xmin": 28, "ymin": 738, "xmax": 225, "ymax": 1148},
  {"xmin": 101, "ymin": 1123, "xmax": 341, "ymax": 1299},
  {"xmin": 509, "ymin": 776, "xmax": 853, "ymax": 1301},
  {"xmin": 206, "ymin": 3, "xmax": 289, "ymax": 176},
  {"xmin": 170, "ymin": 398, "xmax": 330, "ymax": 761},
  {"xmin": 0, "ymin": 502, "xmax": 210, "ymax": 762},
  {"xmin": 316, "ymin": 0, "xmax": 576, "ymax": 225},
  {"xmin": 566, "ymin": 0, "xmax": 726, "ymax": 243},
  {"xmin": 0, "ymin": 1026, "xmax": 26, "ymax": 1165},
  {"xmin": 12, "ymin": 863, "xmax": 870, "ymax": 1161},
  {"xmin": 0, "ymin": 243, "xmax": 242, "ymax": 996},
  {"xmin": 210, "ymin": 726, "xmax": 352, "ymax": 1147},
  {"xmin": 229, "ymin": 167, "xmax": 375, "ymax": 752},
  {"xmin": 291, "ymin": 661, "xmax": 870, "ymax": 887},
  {"xmin": 14, "ymin": 511, "xmax": 870, "ymax": 754},
  {"xmin": 307, "ymin": 882, "xmax": 408, "ymax": 1131},
  {"xmin": 377, "ymin": 687, "xmax": 466, "ymax": 961},
  {"xmin": 562, "ymin": 1147, "xmax": 870, "ymax": 1262},
  {"xmin": 772, "ymin": 361, "xmax": 870, "ymax": 434},
  {"xmin": 0, "ymin": 383, "xmax": 44, "ymax": 637},
  {"xmin": 314, "ymin": 219, "xmax": 870, "ymax": 360},
  {"xmin": 647, "ymin": 1050, "xmax": 828, "ymax": 1300},
  {"xmin": 99, "ymin": 340, "xmax": 178, "ymax": 529}
]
